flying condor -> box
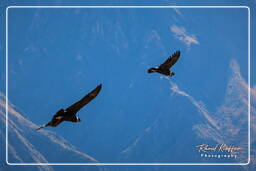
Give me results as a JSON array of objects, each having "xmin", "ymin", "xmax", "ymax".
[
  {"xmin": 36, "ymin": 84, "xmax": 102, "ymax": 130},
  {"xmin": 148, "ymin": 50, "xmax": 181, "ymax": 76}
]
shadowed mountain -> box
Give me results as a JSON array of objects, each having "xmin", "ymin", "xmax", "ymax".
[
  {"xmin": 120, "ymin": 59, "xmax": 254, "ymax": 170},
  {"xmin": 120, "ymin": 81, "xmax": 225, "ymax": 163},
  {"xmin": 0, "ymin": 93, "xmax": 107, "ymax": 171},
  {"xmin": 195, "ymin": 60, "xmax": 255, "ymax": 170}
]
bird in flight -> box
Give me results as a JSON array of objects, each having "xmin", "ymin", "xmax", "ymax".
[
  {"xmin": 36, "ymin": 84, "xmax": 102, "ymax": 130},
  {"xmin": 148, "ymin": 50, "xmax": 181, "ymax": 76}
]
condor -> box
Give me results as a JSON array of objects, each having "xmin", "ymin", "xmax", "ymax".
[
  {"xmin": 36, "ymin": 84, "xmax": 102, "ymax": 130},
  {"xmin": 148, "ymin": 51, "xmax": 181, "ymax": 76}
]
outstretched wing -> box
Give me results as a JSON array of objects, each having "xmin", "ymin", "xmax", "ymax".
[
  {"xmin": 159, "ymin": 51, "xmax": 181, "ymax": 70},
  {"xmin": 66, "ymin": 84, "xmax": 102, "ymax": 115}
]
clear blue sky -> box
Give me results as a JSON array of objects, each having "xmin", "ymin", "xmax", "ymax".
[{"xmin": 1, "ymin": 0, "xmax": 254, "ymax": 166}]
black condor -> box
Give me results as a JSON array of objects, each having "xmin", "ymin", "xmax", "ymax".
[
  {"xmin": 36, "ymin": 84, "xmax": 102, "ymax": 130},
  {"xmin": 148, "ymin": 51, "xmax": 181, "ymax": 76}
]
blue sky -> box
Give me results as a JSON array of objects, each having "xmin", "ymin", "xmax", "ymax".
[{"xmin": 1, "ymin": 0, "xmax": 255, "ymax": 168}]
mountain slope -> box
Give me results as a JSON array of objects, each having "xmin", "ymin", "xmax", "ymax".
[
  {"xmin": 120, "ymin": 80, "xmax": 224, "ymax": 163},
  {"xmin": 120, "ymin": 59, "xmax": 254, "ymax": 168},
  {"xmin": 194, "ymin": 60, "xmax": 255, "ymax": 170},
  {"xmin": 0, "ymin": 93, "xmax": 106, "ymax": 171}
]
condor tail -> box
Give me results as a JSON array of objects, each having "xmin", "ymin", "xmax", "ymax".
[
  {"xmin": 148, "ymin": 68, "xmax": 157, "ymax": 73},
  {"xmin": 36, "ymin": 124, "xmax": 47, "ymax": 131}
]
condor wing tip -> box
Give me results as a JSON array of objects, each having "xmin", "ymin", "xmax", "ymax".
[
  {"xmin": 36, "ymin": 125, "xmax": 45, "ymax": 131},
  {"xmin": 36, "ymin": 127, "xmax": 41, "ymax": 131}
]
